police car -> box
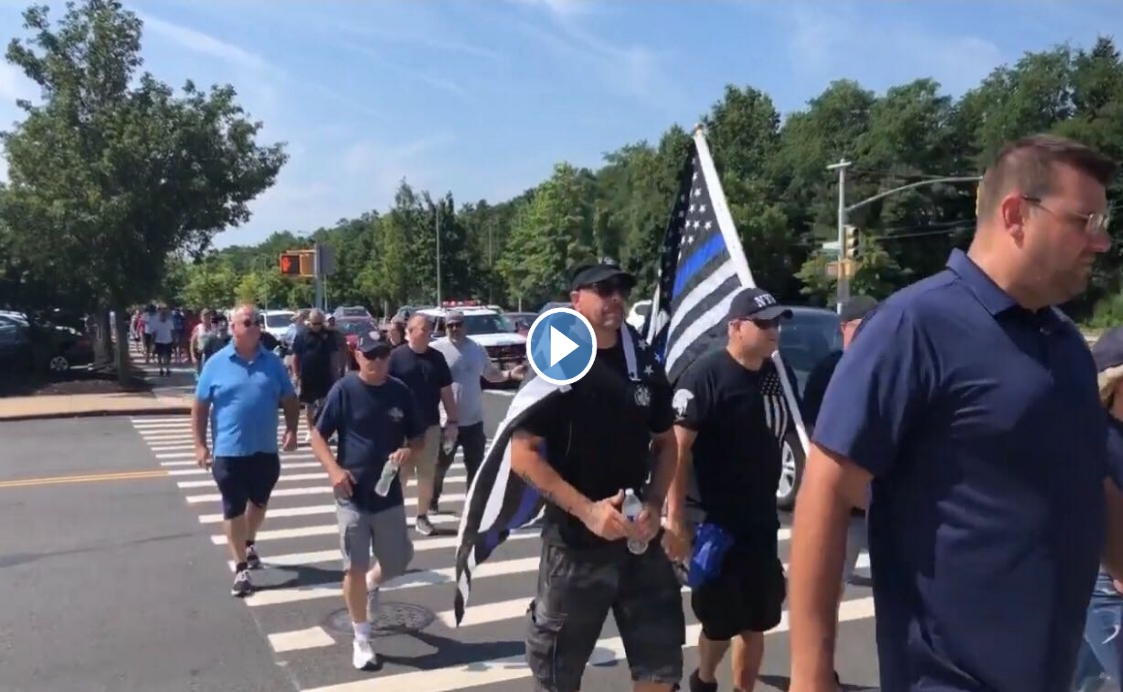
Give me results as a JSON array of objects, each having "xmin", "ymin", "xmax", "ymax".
[{"xmin": 416, "ymin": 301, "xmax": 527, "ymax": 372}]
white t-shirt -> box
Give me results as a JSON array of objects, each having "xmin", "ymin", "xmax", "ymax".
[
  {"xmin": 431, "ymin": 337, "xmax": 492, "ymax": 427},
  {"xmin": 150, "ymin": 316, "xmax": 175, "ymax": 344}
]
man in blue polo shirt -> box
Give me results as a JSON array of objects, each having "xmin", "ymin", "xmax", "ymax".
[
  {"xmin": 788, "ymin": 134, "xmax": 1123, "ymax": 692},
  {"xmin": 193, "ymin": 304, "xmax": 300, "ymax": 598}
]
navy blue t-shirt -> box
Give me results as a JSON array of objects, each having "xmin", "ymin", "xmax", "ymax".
[
  {"xmin": 387, "ymin": 345, "xmax": 453, "ymax": 429},
  {"xmin": 814, "ymin": 249, "xmax": 1123, "ymax": 692},
  {"xmin": 314, "ymin": 373, "xmax": 422, "ymax": 513}
]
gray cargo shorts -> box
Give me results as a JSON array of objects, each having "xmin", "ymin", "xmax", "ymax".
[
  {"xmin": 336, "ymin": 501, "xmax": 414, "ymax": 577},
  {"xmin": 526, "ymin": 541, "xmax": 686, "ymax": 692}
]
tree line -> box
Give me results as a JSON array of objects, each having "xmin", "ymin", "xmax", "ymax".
[
  {"xmin": 3, "ymin": 2, "xmax": 1123, "ymax": 374},
  {"xmin": 183, "ymin": 37, "xmax": 1123, "ymax": 325}
]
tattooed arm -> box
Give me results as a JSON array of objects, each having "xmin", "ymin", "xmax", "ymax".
[{"xmin": 510, "ymin": 429, "xmax": 630, "ymax": 541}]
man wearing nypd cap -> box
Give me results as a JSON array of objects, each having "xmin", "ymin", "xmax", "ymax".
[
  {"xmin": 511, "ymin": 258, "xmax": 684, "ymax": 692},
  {"xmin": 309, "ymin": 328, "xmax": 425, "ymax": 672},
  {"xmin": 664, "ymin": 286, "xmax": 796, "ymax": 692}
]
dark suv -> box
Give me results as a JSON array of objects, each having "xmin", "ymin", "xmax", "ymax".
[{"xmin": 776, "ymin": 306, "xmax": 843, "ymax": 510}]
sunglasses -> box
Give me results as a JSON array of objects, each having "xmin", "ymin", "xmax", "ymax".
[
  {"xmin": 583, "ymin": 280, "xmax": 631, "ymax": 299},
  {"xmin": 240, "ymin": 319, "xmax": 259, "ymax": 328},
  {"xmin": 447, "ymin": 322, "xmax": 464, "ymax": 328}
]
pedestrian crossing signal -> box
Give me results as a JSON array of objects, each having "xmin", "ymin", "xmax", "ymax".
[{"xmin": 279, "ymin": 253, "xmax": 301, "ymax": 275}]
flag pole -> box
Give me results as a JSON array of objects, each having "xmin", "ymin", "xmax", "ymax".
[{"xmin": 691, "ymin": 127, "xmax": 811, "ymax": 458}]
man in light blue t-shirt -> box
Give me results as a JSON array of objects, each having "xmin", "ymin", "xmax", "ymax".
[{"xmin": 193, "ymin": 303, "xmax": 300, "ymax": 598}]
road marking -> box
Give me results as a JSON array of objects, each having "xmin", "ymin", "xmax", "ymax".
[
  {"xmin": 197, "ymin": 496, "xmax": 456, "ymax": 523},
  {"xmin": 0, "ymin": 469, "xmax": 168, "ymax": 489},
  {"xmin": 210, "ymin": 512, "xmax": 462, "ymax": 544},
  {"xmin": 224, "ymin": 531, "xmax": 538, "ymax": 571},
  {"xmin": 435, "ymin": 551, "xmax": 866, "ymax": 628},
  {"xmin": 154, "ymin": 451, "xmax": 320, "ymax": 460},
  {"xmin": 246, "ymin": 556, "xmax": 541, "ymax": 607},
  {"xmin": 168, "ymin": 462, "xmax": 322, "ymax": 476},
  {"xmin": 177, "ymin": 470, "xmax": 468, "ymax": 489},
  {"xmin": 187, "ymin": 483, "xmax": 468, "ymax": 504},
  {"xmin": 160, "ymin": 460, "xmax": 199, "ymax": 467},
  {"xmin": 304, "ymin": 597, "xmax": 876, "ymax": 692},
  {"xmin": 267, "ymin": 626, "xmax": 335, "ymax": 653}
]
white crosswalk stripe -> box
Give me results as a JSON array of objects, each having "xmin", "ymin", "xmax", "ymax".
[{"xmin": 130, "ymin": 413, "xmax": 875, "ymax": 691}]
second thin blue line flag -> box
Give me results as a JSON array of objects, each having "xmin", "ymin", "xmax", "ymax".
[{"xmin": 644, "ymin": 127, "xmax": 809, "ymax": 450}]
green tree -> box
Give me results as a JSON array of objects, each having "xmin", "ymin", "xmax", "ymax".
[{"xmin": 0, "ymin": 0, "xmax": 286, "ymax": 377}]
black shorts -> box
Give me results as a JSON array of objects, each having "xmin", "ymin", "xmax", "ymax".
[
  {"xmin": 690, "ymin": 543, "xmax": 787, "ymax": 641},
  {"xmin": 143, "ymin": 333, "xmax": 154, "ymax": 348},
  {"xmin": 153, "ymin": 342, "xmax": 173, "ymax": 358},
  {"xmin": 526, "ymin": 541, "xmax": 685, "ymax": 692},
  {"xmin": 298, "ymin": 377, "xmax": 331, "ymax": 406},
  {"xmin": 211, "ymin": 453, "xmax": 282, "ymax": 520}
]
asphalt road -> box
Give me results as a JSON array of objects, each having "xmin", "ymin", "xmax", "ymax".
[{"xmin": 0, "ymin": 395, "xmax": 880, "ymax": 692}]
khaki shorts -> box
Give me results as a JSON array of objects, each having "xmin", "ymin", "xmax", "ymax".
[
  {"xmin": 410, "ymin": 425, "xmax": 442, "ymax": 483},
  {"xmin": 336, "ymin": 502, "xmax": 413, "ymax": 576}
]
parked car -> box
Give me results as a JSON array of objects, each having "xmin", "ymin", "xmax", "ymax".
[
  {"xmin": 775, "ymin": 305, "xmax": 843, "ymax": 511},
  {"xmin": 333, "ymin": 317, "xmax": 379, "ymax": 368},
  {"xmin": 0, "ymin": 313, "xmax": 95, "ymax": 373},
  {"xmin": 333, "ymin": 305, "xmax": 371, "ymax": 320},
  {"xmin": 261, "ymin": 310, "xmax": 295, "ymax": 343}
]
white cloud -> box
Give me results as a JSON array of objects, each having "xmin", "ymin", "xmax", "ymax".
[
  {"xmin": 778, "ymin": 4, "xmax": 1004, "ymax": 98},
  {"xmin": 135, "ymin": 11, "xmax": 277, "ymax": 75}
]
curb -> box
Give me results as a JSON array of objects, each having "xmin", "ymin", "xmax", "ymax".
[{"xmin": 0, "ymin": 406, "xmax": 192, "ymax": 423}]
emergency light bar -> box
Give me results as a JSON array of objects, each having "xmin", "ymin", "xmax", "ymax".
[{"xmin": 440, "ymin": 300, "xmax": 481, "ymax": 308}]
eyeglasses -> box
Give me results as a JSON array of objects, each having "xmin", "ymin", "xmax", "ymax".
[
  {"xmin": 240, "ymin": 319, "xmax": 258, "ymax": 328},
  {"xmin": 1022, "ymin": 195, "xmax": 1110, "ymax": 236}
]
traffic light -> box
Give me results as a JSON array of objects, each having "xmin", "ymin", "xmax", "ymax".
[
  {"xmin": 844, "ymin": 225, "xmax": 860, "ymax": 259},
  {"xmin": 279, "ymin": 252, "xmax": 301, "ymax": 275},
  {"xmin": 299, "ymin": 252, "xmax": 314, "ymax": 277}
]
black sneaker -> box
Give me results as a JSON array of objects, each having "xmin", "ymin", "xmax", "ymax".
[
  {"xmin": 246, "ymin": 545, "xmax": 262, "ymax": 570},
  {"xmin": 231, "ymin": 569, "xmax": 252, "ymax": 597},
  {"xmin": 688, "ymin": 669, "xmax": 717, "ymax": 692},
  {"xmin": 415, "ymin": 515, "xmax": 435, "ymax": 536}
]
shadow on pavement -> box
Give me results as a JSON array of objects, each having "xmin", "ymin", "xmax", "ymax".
[
  {"xmin": 379, "ymin": 629, "xmax": 526, "ymax": 671},
  {"xmin": 760, "ymin": 674, "xmax": 877, "ymax": 691}
]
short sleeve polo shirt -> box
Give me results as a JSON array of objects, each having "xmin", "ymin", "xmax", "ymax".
[
  {"xmin": 813, "ymin": 249, "xmax": 1113, "ymax": 692},
  {"xmin": 195, "ymin": 343, "xmax": 295, "ymax": 457}
]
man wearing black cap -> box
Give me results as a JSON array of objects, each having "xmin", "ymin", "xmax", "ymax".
[
  {"xmin": 801, "ymin": 296, "xmax": 879, "ymax": 429},
  {"xmin": 309, "ymin": 329, "xmax": 425, "ymax": 672},
  {"xmin": 511, "ymin": 259, "xmax": 685, "ymax": 692},
  {"xmin": 663, "ymin": 286, "xmax": 794, "ymax": 692}
]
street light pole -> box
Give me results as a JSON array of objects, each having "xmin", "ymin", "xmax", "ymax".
[
  {"xmin": 826, "ymin": 159, "xmax": 851, "ymax": 313},
  {"xmin": 435, "ymin": 202, "xmax": 442, "ymax": 307}
]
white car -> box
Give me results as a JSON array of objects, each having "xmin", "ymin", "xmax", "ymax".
[
  {"xmin": 261, "ymin": 309, "xmax": 295, "ymax": 342},
  {"xmin": 416, "ymin": 304, "xmax": 527, "ymax": 372}
]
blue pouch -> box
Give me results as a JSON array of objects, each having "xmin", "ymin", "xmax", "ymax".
[{"xmin": 687, "ymin": 522, "xmax": 734, "ymax": 589}]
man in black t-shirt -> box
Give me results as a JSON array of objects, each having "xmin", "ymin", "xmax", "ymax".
[
  {"xmin": 512, "ymin": 260, "xmax": 684, "ymax": 692},
  {"xmin": 387, "ymin": 314, "xmax": 458, "ymax": 537},
  {"xmin": 292, "ymin": 309, "xmax": 340, "ymax": 438},
  {"xmin": 665, "ymin": 286, "xmax": 795, "ymax": 692}
]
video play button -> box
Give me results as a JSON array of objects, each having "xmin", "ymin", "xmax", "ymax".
[{"xmin": 526, "ymin": 307, "xmax": 597, "ymax": 386}]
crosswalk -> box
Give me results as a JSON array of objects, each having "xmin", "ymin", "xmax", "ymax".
[{"xmin": 130, "ymin": 414, "xmax": 877, "ymax": 691}]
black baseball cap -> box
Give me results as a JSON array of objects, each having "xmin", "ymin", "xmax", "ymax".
[
  {"xmin": 569, "ymin": 259, "xmax": 636, "ymax": 292},
  {"xmin": 356, "ymin": 329, "xmax": 392, "ymax": 358},
  {"xmin": 727, "ymin": 287, "xmax": 793, "ymax": 321},
  {"xmin": 840, "ymin": 296, "xmax": 879, "ymax": 323}
]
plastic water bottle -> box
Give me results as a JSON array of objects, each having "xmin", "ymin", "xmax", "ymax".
[
  {"xmin": 374, "ymin": 458, "xmax": 400, "ymax": 497},
  {"xmin": 621, "ymin": 488, "xmax": 648, "ymax": 555}
]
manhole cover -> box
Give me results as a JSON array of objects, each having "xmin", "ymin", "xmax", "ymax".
[{"xmin": 325, "ymin": 602, "xmax": 435, "ymax": 638}]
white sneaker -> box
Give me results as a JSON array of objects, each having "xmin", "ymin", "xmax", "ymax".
[{"xmin": 352, "ymin": 638, "xmax": 377, "ymax": 670}]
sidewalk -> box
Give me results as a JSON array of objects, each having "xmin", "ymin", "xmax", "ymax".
[{"xmin": 0, "ymin": 390, "xmax": 192, "ymax": 422}]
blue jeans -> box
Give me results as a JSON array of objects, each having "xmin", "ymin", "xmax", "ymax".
[{"xmin": 1073, "ymin": 570, "xmax": 1123, "ymax": 691}]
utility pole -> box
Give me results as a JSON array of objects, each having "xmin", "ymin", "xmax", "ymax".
[
  {"xmin": 488, "ymin": 222, "xmax": 494, "ymax": 305},
  {"xmin": 313, "ymin": 241, "xmax": 324, "ymax": 311},
  {"xmin": 435, "ymin": 202, "xmax": 442, "ymax": 307},
  {"xmin": 826, "ymin": 159, "xmax": 851, "ymax": 313}
]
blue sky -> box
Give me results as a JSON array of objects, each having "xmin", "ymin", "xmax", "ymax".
[{"xmin": 0, "ymin": 0, "xmax": 1120, "ymax": 248}]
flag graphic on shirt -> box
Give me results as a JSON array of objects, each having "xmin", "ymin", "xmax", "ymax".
[
  {"xmin": 759, "ymin": 363, "xmax": 792, "ymax": 444},
  {"xmin": 644, "ymin": 127, "xmax": 809, "ymax": 456}
]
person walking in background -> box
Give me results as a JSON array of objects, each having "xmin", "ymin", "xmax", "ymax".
[
  {"xmin": 429, "ymin": 309, "xmax": 527, "ymax": 513},
  {"xmin": 1073, "ymin": 326, "xmax": 1123, "ymax": 692},
  {"xmin": 309, "ymin": 329, "xmax": 424, "ymax": 671},
  {"xmin": 291, "ymin": 309, "xmax": 340, "ymax": 443},
  {"xmin": 192, "ymin": 304, "xmax": 300, "ymax": 597},
  {"xmin": 387, "ymin": 316, "xmax": 406, "ymax": 348},
  {"xmin": 190, "ymin": 309, "xmax": 214, "ymax": 375},
  {"xmin": 150, "ymin": 305, "xmax": 176, "ymax": 377},
  {"xmin": 788, "ymin": 134, "xmax": 1123, "ymax": 692},
  {"xmin": 388, "ymin": 314, "xmax": 458, "ymax": 536}
]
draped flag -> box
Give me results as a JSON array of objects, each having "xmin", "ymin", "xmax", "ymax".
[
  {"xmin": 645, "ymin": 127, "xmax": 810, "ymax": 456},
  {"xmin": 452, "ymin": 323, "xmax": 648, "ymax": 625},
  {"xmin": 451, "ymin": 375, "xmax": 560, "ymax": 626}
]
